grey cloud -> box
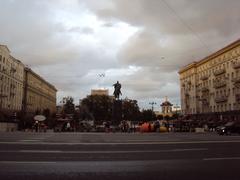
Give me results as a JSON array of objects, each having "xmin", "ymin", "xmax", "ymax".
[
  {"xmin": 1, "ymin": 0, "xmax": 240, "ymax": 108},
  {"xmin": 84, "ymin": 0, "xmax": 240, "ymax": 105},
  {"xmin": 93, "ymin": 0, "xmax": 240, "ymax": 59},
  {"xmin": 102, "ymin": 22, "xmax": 115, "ymax": 27}
]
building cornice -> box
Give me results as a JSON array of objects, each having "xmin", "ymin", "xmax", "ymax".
[
  {"xmin": 25, "ymin": 67, "xmax": 57, "ymax": 91},
  {"xmin": 0, "ymin": 45, "xmax": 10, "ymax": 53},
  {"xmin": 179, "ymin": 38, "xmax": 240, "ymax": 74},
  {"xmin": 178, "ymin": 62, "xmax": 197, "ymax": 74}
]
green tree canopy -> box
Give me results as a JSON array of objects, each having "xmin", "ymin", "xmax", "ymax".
[
  {"xmin": 122, "ymin": 99, "xmax": 141, "ymax": 121},
  {"xmin": 63, "ymin": 96, "xmax": 75, "ymax": 114},
  {"xmin": 81, "ymin": 95, "xmax": 112, "ymax": 124},
  {"xmin": 141, "ymin": 109, "xmax": 156, "ymax": 122}
]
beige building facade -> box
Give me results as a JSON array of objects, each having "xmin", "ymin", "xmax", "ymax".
[
  {"xmin": 179, "ymin": 39, "xmax": 240, "ymax": 118},
  {"xmin": 23, "ymin": 67, "xmax": 57, "ymax": 114},
  {"xmin": 0, "ymin": 44, "xmax": 57, "ymax": 117},
  {"xmin": 0, "ymin": 45, "xmax": 24, "ymax": 112}
]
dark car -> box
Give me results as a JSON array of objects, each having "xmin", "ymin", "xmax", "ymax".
[{"xmin": 217, "ymin": 122, "xmax": 240, "ymax": 135}]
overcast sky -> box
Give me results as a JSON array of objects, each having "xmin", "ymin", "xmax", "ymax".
[{"xmin": 1, "ymin": 0, "xmax": 240, "ymax": 110}]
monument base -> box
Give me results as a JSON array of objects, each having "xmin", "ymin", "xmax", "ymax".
[{"xmin": 112, "ymin": 100, "xmax": 122, "ymax": 124}]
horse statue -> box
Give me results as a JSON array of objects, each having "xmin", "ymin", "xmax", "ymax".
[{"xmin": 113, "ymin": 81, "xmax": 122, "ymax": 100}]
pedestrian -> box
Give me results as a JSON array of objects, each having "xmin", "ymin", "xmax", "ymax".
[
  {"xmin": 35, "ymin": 120, "xmax": 39, "ymax": 132},
  {"xmin": 148, "ymin": 123, "xmax": 151, "ymax": 132},
  {"xmin": 66, "ymin": 122, "xmax": 71, "ymax": 131}
]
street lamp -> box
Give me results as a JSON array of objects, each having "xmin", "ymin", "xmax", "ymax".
[{"xmin": 149, "ymin": 102, "xmax": 157, "ymax": 121}]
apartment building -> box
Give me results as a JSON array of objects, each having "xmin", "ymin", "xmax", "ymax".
[
  {"xmin": 0, "ymin": 44, "xmax": 57, "ymax": 116},
  {"xmin": 0, "ymin": 45, "xmax": 24, "ymax": 112},
  {"xmin": 179, "ymin": 39, "xmax": 240, "ymax": 118},
  {"xmin": 22, "ymin": 67, "xmax": 57, "ymax": 114}
]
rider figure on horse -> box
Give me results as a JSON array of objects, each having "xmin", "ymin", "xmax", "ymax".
[{"xmin": 113, "ymin": 81, "xmax": 122, "ymax": 99}]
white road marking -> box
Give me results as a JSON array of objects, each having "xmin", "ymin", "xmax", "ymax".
[
  {"xmin": 0, "ymin": 140, "xmax": 239, "ymax": 145},
  {"xmin": 20, "ymin": 150, "xmax": 62, "ymax": 153},
  {"xmin": 19, "ymin": 140, "xmax": 41, "ymax": 142},
  {"xmin": 0, "ymin": 148, "xmax": 208, "ymax": 154},
  {"xmin": 203, "ymin": 157, "xmax": 240, "ymax": 161},
  {"xmin": 0, "ymin": 161, "xmax": 57, "ymax": 164}
]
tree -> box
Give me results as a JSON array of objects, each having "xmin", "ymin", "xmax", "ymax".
[
  {"xmin": 171, "ymin": 113, "xmax": 179, "ymax": 120},
  {"xmin": 141, "ymin": 109, "xmax": 156, "ymax": 122},
  {"xmin": 157, "ymin": 114, "xmax": 163, "ymax": 120},
  {"xmin": 63, "ymin": 97, "xmax": 75, "ymax": 114},
  {"xmin": 122, "ymin": 99, "xmax": 141, "ymax": 121},
  {"xmin": 81, "ymin": 95, "xmax": 113, "ymax": 124},
  {"xmin": 43, "ymin": 108, "xmax": 55, "ymax": 128},
  {"xmin": 43, "ymin": 108, "xmax": 50, "ymax": 118},
  {"xmin": 164, "ymin": 115, "xmax": 170, "ymax": 121}
]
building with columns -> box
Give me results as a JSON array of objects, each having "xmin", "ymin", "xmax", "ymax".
[{"xmin": 179, "ymin": 39, "xmax": 240, "ymax": 120}]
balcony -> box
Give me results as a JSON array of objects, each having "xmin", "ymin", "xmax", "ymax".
[
  {"xmin": 10, "ymin": 67, "xmax": 16, "ymax": 73},
  {"xmin": 10, "ymin": 84, "xmax": 16, "ymax": 89},
  {"xmin": 202, "ymin": 99, "xmax": 209, "ymax": 105},
  {"xmin": 232, "ymin": 76, "xmax": 240, "ymax": 83},
  {"xmin": 1, "ymin": 68, "xmax": 6, "ymax": 73},
  {"xmin": 185, "ymin": 80, "xmax": 191, "ymax": 85},
  {"xmin": 215, "ymin": 95, "xmax": 228, "ymax": 103},
  {"xmin": 10, "ymin": 92, "xmax": 15, "ymax": 97},
  {"xmin": 213, "ymin": 80, "xmax": 227, "ymax": 89},
  {"xmin": 201, "ymin": 87, "xmax": 209, "ymax": 92},
  {"xmin": 200, "ymin": 74, "xmax": 209, "ymax": 81},
  {"xmin": 0, "ymin": 94, "xmax": 8, "ymax": 98},
  {"xmin": 232, "ymin": 61, "xmax": 240, "ymax": 69},
  {"xmin": 213, "ymin": 68, "xmax": 226, "ymax": 76},
  {"xmin": 236, "ymin": 94, "xmax": 240, "ymax": 102}
]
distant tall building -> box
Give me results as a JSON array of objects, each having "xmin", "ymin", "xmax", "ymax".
[
  {"xmin": 91, "ymin": 89, "xmax": 109, "ymax": 96},
  {"xmin": 179, "ymin": 39, "xmax": 240, "ymax": 119}
]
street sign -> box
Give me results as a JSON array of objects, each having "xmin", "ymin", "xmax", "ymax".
[{"xmin": 34, "ymin": 115, "xmax": 46, "ymax": 121}]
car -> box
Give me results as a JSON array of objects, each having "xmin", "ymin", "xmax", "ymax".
[{"xmin": 217, "ymin": 122, "xmax": 240, "ymax": 135}]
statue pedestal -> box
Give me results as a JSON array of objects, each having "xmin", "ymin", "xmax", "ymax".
[{"xmin": 112, "ymin": 100, "xmax": 122, "ymax": 124}]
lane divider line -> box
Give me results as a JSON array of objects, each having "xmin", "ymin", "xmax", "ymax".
[
  {"xmin": 0, "ymin": 148, "xmax": 208, "ymax": 154},
  {"xmin": 203, "ymin": 157, "xmax": 240, "ymax": 161},
  {"xmin": 0, "ymin": 140, "xmax": 239, "ymax": 145}
]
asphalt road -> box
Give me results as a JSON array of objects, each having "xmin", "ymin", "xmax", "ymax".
[{"xmin": 0, "ymin": 132, "xmax": 240, "ymax": 180}]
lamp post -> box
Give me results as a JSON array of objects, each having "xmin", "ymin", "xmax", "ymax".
[{"xmin": 149, "ymin": 102, "xmax": 157, "ymax": 121}]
